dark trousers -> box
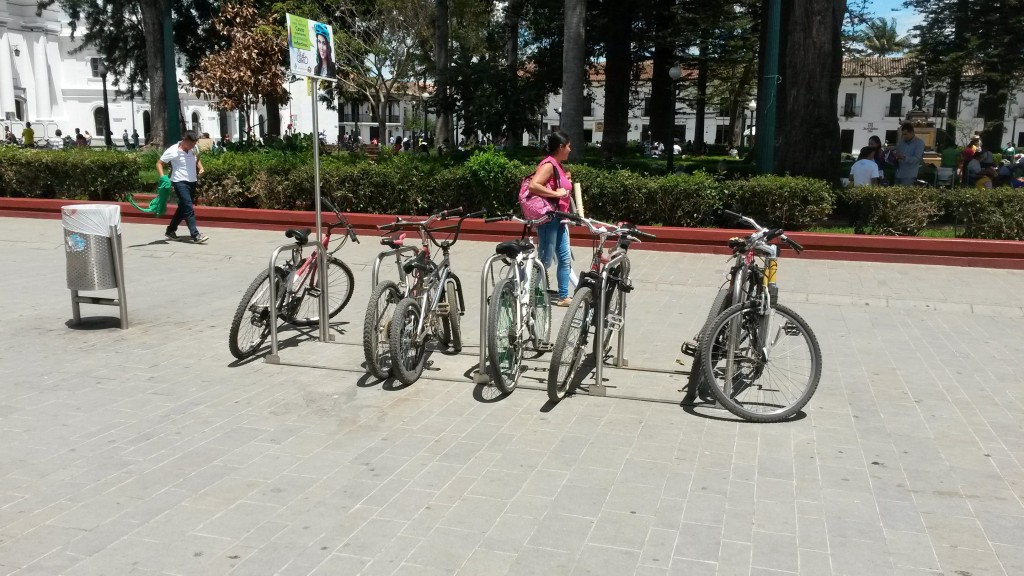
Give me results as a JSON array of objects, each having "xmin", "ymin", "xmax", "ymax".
[{"xmin": 168, "ymin": 181, "xmax": 200, "ymax": 239}]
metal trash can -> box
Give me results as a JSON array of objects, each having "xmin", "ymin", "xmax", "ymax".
[{"xmin": 62, "ymin": 204, "xmax": 129, "ymax": 328}]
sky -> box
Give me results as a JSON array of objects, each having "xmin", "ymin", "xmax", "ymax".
[{"xmin": 873, "ymin": 0, "xmax": 923, "ymax": 37}]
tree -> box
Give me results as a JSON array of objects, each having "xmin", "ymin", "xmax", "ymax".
[
  {"xmin": 187, "ymin": 0, "xmax": 288, "ymax": 141},
  {"xmin": 434, "ymin": 0, "xmax": 452, "ymax": 146},
  {"xmin": 562, "ymin": 0, "xmax": 587, "ymax": 161},
  {"xmin": 861, "ymin": 17, "xmax": 912, "ymax": 57},
  {"xmin": 40, "ymin": 0, "xmax": 218, "ymax": 147},
  {"xmin": 774, "ymin": 0, "xmax": 845, "ymax": 181}
]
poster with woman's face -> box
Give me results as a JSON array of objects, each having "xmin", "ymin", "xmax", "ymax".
[{"xmin": 286, "ymin": 14, "xmax": 337, "ymax": 81}]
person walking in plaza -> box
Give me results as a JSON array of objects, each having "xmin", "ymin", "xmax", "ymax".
[
  {"xmin": 849, "ymin": 146, "xmax": 881, "ymax": 187},
  {"xmin": 528, "ymin": 131, "xmax": 574, "ymax": 307},
  {"xmin": 867, "ymin": 135, "xmax": 889, "ymax": 185},
  {"xmin": 157, "ymin": 131, "xmax": 208, "ymax": 244},
  {"xmin": 122, "ymin": 129, "xmax": 130, "ymax": 149},
  {"xmin": 894, "ymin": 123, "xmax": 924, "ymax": 185}
]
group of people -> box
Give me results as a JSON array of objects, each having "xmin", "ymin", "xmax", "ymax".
[
  {"xmin": 958, "ymin": 137, "xmax": 1024, "ymax": 189},
  {"xmin": 849, "ymin": 123, "xmax": 926, "ymax": 187},
  {"xmin": 1, "ymin": 122, "xmax": 141, "ymax": 150}
]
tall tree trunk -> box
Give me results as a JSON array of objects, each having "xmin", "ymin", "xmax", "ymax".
[
  {"xmin": 139, "ymin": 0, "xmax": 168, "ymax": 147},
  {"xmin": 979, "ymin": 81, "xmax": 1007, "ymax": 152},
  {"xmin": 775, "ymin": 0, "xmax": 844, "ymax": 181},
  {"xmin": 434, "ymin": 0, "xmax": 452, "ymax": 148},
  {"xmin": 728, "ymin": 61, "xmax": 755, "ymax": 146},
  {"xmin": 377, "ymin": 97, "xmax": 388, "ymax": 146},
  {"xmin": 693, "ymin": 43, "xmax": 708, "ymax": 150},
  {"xmin": 504, "ymin": 0, "xmax": 524, "ymax": 149},
  {"xmin": 650, "ymin": 44, "xmax": 672, "ymax": 149},
  {"xmin": 600, "ymin": 3, "xmax": 631, "ymax": 157},
  {"xmin": 562, "ymin": 0, "xmax": 587, "ymax": 161}
]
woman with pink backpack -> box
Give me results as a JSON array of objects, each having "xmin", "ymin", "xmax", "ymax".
[{"xmin": 519, "ymin": 131, "xmax": 574, "ymax": 306}]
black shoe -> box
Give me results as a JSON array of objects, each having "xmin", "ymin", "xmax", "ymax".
[{"xmin": 165, "ymin": 230, "xmax": 177, "ymax": 240}]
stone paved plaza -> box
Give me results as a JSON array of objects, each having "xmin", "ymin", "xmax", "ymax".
[{"xmin": 0, "ymin": 215, "xmax": 1022, "ymax": 576}]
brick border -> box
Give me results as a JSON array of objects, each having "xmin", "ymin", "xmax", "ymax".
[{"xmin": 4, "ymin": 197, "xmax": 1023, "ymax": 269}]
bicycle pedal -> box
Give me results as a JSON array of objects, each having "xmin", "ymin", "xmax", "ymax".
[
  {"xmin": 619, "ymin": 279, "xmax": 634, "ymax": 293},
  {"xmin": 535, "ymin": 342, "xmax": 553, "ymax": 352},
  {"xmin": 783, "ymin": 322, "xmax": 801, "ymax": 336},
  {"xmin": 680, "ymin": 340, "xmax": 698, "ymax": 357},
  {"xmin": 606, "ymin": 314, "xmax": 624, "ymax": 332},
  {"xmin": 436, "ymin": 303, "xmax": 450, "ymax": 315}
]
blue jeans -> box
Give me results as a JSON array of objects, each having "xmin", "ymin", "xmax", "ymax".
[
  {"xmin": 168, "ymin": 181, "xmax": 200, "ymax": 239},
  {"xmin": 538, "ymin": 220, "xmax": 572, "ymax": 299}
]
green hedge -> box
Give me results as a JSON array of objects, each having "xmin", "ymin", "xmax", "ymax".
[
  {"xmin": 0, "ymin": 147, "xmax": 139, "ymax": 201},
  {"xmin": 4, "ymin": 147, "xmax": 1024, "ymax": 239}
]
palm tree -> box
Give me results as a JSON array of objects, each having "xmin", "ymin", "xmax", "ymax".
[
  {"xmin": 561, "ymin": 0, "xmax": 586, "ymax": 161},
  {"xmin": 862, "ymin": 17, "xmax": 912, "ymax": 56}
]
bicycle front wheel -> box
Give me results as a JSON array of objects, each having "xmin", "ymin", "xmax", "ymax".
[
  {"xmin": 363, "ymin": 280, "xmax": 401, "ymax": 379},
  {"xmin": 700, "ymin": 302, "xmax": 821, "ymax": 422},
  {"xmin": 228, "ymin": 267, "xmax": 287, "ymax": 360},
  {"xmin": 546, "ymin": 286, "xmax": 594, "ymax": 403},
  {"xmin": 289, "ymin": 257, "xmax": 355, "ymax": 326},
  {"xmin": 389, "ymin": 298, "xmax": 426, "ymax": 385},
  {"xmin": 488, "ymin": 277, "xmax": 521, "ymax": 394}
]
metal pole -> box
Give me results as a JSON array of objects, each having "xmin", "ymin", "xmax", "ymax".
[
  {"xmin": 109, "ymin": 225, "xmax": 128, "ymax": 329},
  {"xmin": 614, "ymin": 288, "xmax": 627, "ymax": 368},
  {"xmin": 474, "ymin": 253, "xmax": 502, "ymax": 385},
  {"xmin": 667, "ymin": 81, "xmax": 675, "ymax": 174},
  {"xmin": 755, "ymin": 0, "xmax": 780, "ymax": 174},
  {"xmin": 162, "ymin": 0, "xmax": 180, "ymax": 145},
  {"xmin": 593, "ymin": 273, "xmax": 607, "ymax": 397},
  {"xmin": 101, "ymin": 73, "xmax": 113, "ymax": 148},
  {"xmin": 311, "ymin": 81, "xmax": 329, "ymax": 343}
]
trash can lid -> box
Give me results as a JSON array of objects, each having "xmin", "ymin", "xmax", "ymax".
[{"xmin": 62, "ymin": 204, "xmax": 121, "ymax": 237}]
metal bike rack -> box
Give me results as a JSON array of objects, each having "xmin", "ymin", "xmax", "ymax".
[
  {"xmin": 265, "ymin": 240, "xmax": 331, "ymax": 365},
  {"xmin": 371, "ymin": 246, "xmax": 419, "ymax": 288},
  {"xmin": 592, "ymin": 251, "xmax": 630, "ymax": 396}
]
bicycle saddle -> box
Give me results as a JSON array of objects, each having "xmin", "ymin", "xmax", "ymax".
[
  {"xmin": 381, "ymin": 233, "xmax": 407, "ymax": 249},
  {"xmin": 285, "ymin": 228, "xmax": 311, "ymax": 246},
  {"xmin": 403, "ymin": 250, "xmax": 435, "ymax": 274},
  {"xmin": 495, "ymin": 240, "xmax": 534, "ymax": 258}
]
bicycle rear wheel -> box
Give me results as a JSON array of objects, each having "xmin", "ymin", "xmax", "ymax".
[
  {"xmin": 487, "ymin": 277, "xmax": 521, "ymax": 393},
  {"xmin": 228, "ymin": 267, "xmax": 287, "ymax": 360},
  {"xmin": 363, "ymin": 280, "xmax": 401, "ymax": 379},
  {"xmin": 683, "ymin": 287, "xmax": 730, "ymax": 403},
  {"xmin": 700, "ymin": 302, "xmax": 821, "ymax": 422},
  {"xmin": 289, "ymin": 256, "xmax": 355, "ymax": 326},
  {"xmin": 546, "ymin": 286, "xmax": 594, "ymax": 402}
]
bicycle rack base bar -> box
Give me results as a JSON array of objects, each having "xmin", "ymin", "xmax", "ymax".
[
  {"xmin": 266, "ymin": 240, "xmax": 330, "ymax": 364},
  {"xmin": 473, "ymin": 253, "xmax": 503, "ymax": 385}
]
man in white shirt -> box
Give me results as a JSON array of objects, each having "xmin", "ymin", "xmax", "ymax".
[
  {"xmin": 157, "ymin": 131, "xmax": 208, "ymax": 243},
  {"xmin": 850, "ymin": 146, "xmax": 881, "ymax": 187}
]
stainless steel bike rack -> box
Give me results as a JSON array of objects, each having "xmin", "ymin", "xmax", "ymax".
[
  {"xmin": 473, "ymin": 253, "xmax": 504, "ymax": 384},
  {"xmin": 265, "ymin": 239, "xmax": 330, "ymax": 365},
  {"xmin": 371, "ymin": 246, "xmax": 419, "ymax": 288},
  {"xmin": 592, "ymin": 251, "xmax": 631, "ymax": 396}
]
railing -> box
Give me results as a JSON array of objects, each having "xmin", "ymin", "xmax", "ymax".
[
  {"xmin": 884, "ymin": 106, "xmax": 907, "ymax": 118},
  {"xmin": 387, "ymin": 114, "xmax": 401, "ymax": 123},
  {"xmin": 839, "ymin": 105, "xmax": 862, "ymax": 118}
]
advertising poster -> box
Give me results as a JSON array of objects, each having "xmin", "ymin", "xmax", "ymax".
[{"xmin": 286, "ymin": 14, "xmax": 337, "ymax": 81}]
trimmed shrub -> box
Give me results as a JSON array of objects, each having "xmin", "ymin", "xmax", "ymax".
[
  {"xmin": 843, "ymin": 186, "xmax": 941, "ymax": 236},
  {"xmin": 0, "ymin": 147, "xmax": 140, "ymax": 201},
  {"xmin": 726, "ymin": 176, "xmax": 835, "ymax": 230},
  {"xmin": 945, "ymin": 188, "xmax": 1024, "ymax": 240}
]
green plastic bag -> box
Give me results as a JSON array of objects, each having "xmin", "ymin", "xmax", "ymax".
[{"xmin": 127, "ymin": 175, "xmax": 170, "ymax": 217}]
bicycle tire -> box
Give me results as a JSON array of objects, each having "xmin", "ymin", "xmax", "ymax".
[
  {"xmin": 596, "ymin": 280, "xmax": 622, "ymax": 362},
  {"xmin": 389, "ymin": 298, "xmax": 426, "ymax": 385},
  {"xmin": 525, "ymin": 269, "xmax": 551, "ymax": 359},
  {"xmin": 683, "ymin": 287, "xmax": 730, "ymax": 402},
  {"xmin": 362, "ymin": 280, "xmax": 401, "ymax": 379},
  {"xmin": 699, "ymin": 302, "xmax": 821, "ymax": 422},
  {"xmin": 228, "ymin": 266, "xmax": 287, "ymax": 360},
  {"xmin": 444, "ymin": 281, "xmax": 462, "ymax": 353},
  {"xmin": 487, "ymin": 277, "xmax": 521, "ymax": 393},
  {"xmin": 546, "ymin": 286, "xmax": 594, "ymax": 403},
  {"xmin": 289, "ymin": 257, "xmax": 355, "ymax": 326}
]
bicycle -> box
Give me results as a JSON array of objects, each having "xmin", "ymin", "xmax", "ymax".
[
  {"xmin": 379, "ymin": 208, "xmax": 485, "ymax": 385},
  {"xmin": 480, "ymin": 212, "xmax": 557, "ymax": 393},
  {"xmin": 228, "ymin": 198, "xmax": 358, "ymax": 360},
  {"xmin": 696, "ymin": 210, "xmax": 821, "ymax": 422},
  {"xmin": 546, "ymin": 211, "xmax": 655, "ymax": 403}
]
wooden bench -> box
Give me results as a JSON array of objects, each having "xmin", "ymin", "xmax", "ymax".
[{"xmin": 362, "ymin": 144, "xmax": 380, "ymax": 161}]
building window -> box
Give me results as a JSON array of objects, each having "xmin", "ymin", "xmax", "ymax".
[
  {"xmin": 93, "ymin": 107, "xmax": 107, "ymax": 137},
  {"xmin": 840, "ymin": 129, "xmax": 854, "ymax": 153},
  {"xmin": 90, "ymin": 58, "xmax": 102, "ymax": 78},
  {"xmin": 714, "ymin": 125, "xmax": 730, "ymax": 145},
  {"xmin": 1017, "ymin": 132, "xmax": 1024, "ymax": 147},
  {"xmin": 583, "ymin": 98, "xmax": 594, "ymax": 117},
  {"xmin": 884, "ymin": 129, "xmax": 898, "ymax": 146},
  {"xmin": 886, "ymin": 93, "xmax": 903, "ymax": 117},
  {"xmin": 584, "ymin": 128, "xmax": 593, "ymax": 143},
  {"xmin": 13, "ymin": 99, "xmax": 25, "ymax": 121},
  {"xmin": 143, "ymin": 111, "xmax": 151, "ymax": 143},
  {"xmin": 258, "ymin": 115, "xmax": 265, "ymax": 138},
  {"xmin": 843, "ymin": 93, "xmax": 859, "ymax": 117},
  {"xmin": 643, "ymin": 98, "xmax": 652, "ymax": 117}
]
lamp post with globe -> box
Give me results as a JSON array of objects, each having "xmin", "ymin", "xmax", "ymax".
[
  {"xmin": 97, "ymin": 61, "xmax": 113, "ymax": 148},
  {"xmin": 667, "ymin": 66, "xmax": 681, "ymax": 173}
]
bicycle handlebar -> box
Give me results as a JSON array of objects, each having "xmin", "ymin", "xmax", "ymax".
[
  {"xmin": 374, "ymin": 208, "xmax": 485, "ymax": 248},
  {"xmin": 552, "ymin": 211, "xmax": 656, "ymax": 241}
]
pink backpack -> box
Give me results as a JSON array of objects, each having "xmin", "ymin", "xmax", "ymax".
[{"xmin": 518, "ymin": 161, "xmax": 561, "ymax": 220}]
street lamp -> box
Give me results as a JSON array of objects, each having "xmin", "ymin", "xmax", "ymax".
[
  {"xmin": 97, "ymin": 61, "xmax": 113, "ymax": 148},
  {"xmin": 554, "ymin": 107, "xmax": 562, "ymax": 131},
  {"xmin": 667, "ymin": 66, "xmax": 681, "ymax": 173},
  {"xmin": 747, "ymin": 99, "xmax": 757, "ymax": 149}
]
